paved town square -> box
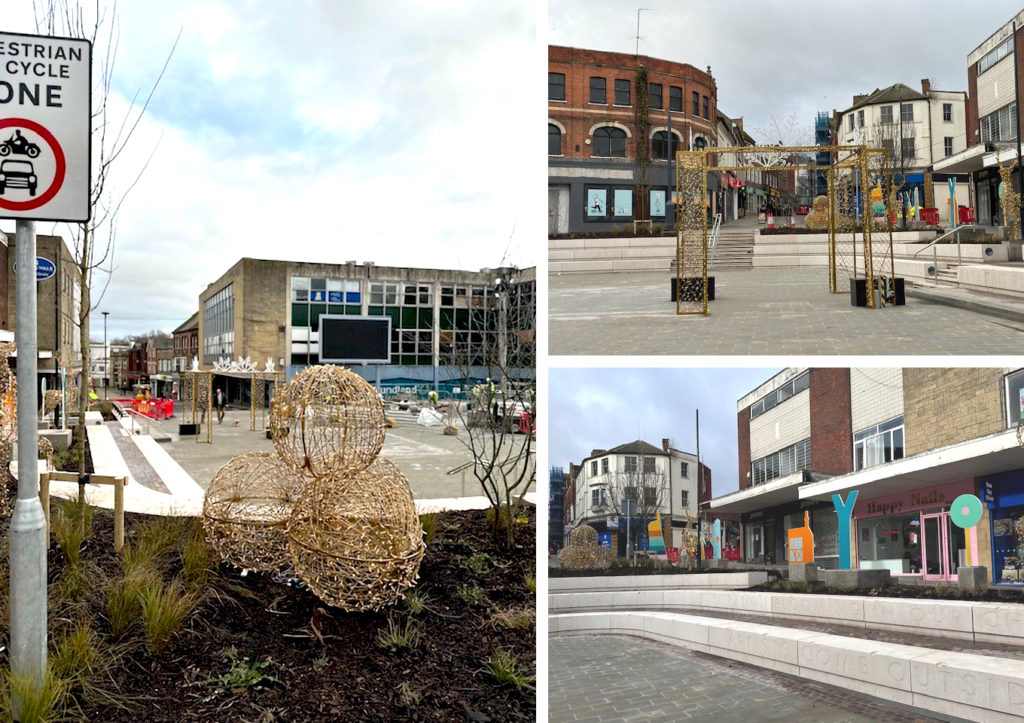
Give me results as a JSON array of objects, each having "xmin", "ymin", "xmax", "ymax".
[{"xmin": 549, "ymin": 267, "xmax": 1024, "ymax": 355}]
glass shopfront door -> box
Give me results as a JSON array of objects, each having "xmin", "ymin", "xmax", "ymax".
[{"xmin": 922, "ymin": 512, "xmax": 964, "ymax": 581}]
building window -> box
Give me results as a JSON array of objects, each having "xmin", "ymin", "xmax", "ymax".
[
  {"xmin": 901, "ymin": 137, "xmax": 916, "ymax": 160},
  {"xmin": 943, "ymin": 103, "xmax": 952, "ymax": 122},
  {"xmin": 549, "ymin": 72, "xmax": 565, "ymax": 101},
  {"xmin": 601, "ymin": 458, "xmax": 609, "ymax": 474},
  {"xmin": 680, "ymin": 461, "xmax": 688, "ymax": 477},
  {"xmin": 203, "ymin": 283, "xmax": 234, "ymax": 363},
  {"xmin": 979, "ymin": 36, "xmax": 1014, "ymax": 75},
  {"xmin": 643, "ymin": 457, "xmax": 655, "ymax": 473},
  {"xmin": 625, "ymin": 456, "xmax": 637, "ymax": 473},
  {"xmin": 901, "ymin": 103, "xmax": 914, "ymax": 122},
  {"xmin": 750, "ymin": 372, "xmax": 810, "ymax": 419},
  {"xmin": 366, "ymin": 280, "xmax": 438, "ymax": 367},
  {"xmin": 1005, "ymin": 369, "xmax": 1024, "ymax": 426},
  {"xmin": 590, "ymin": 460, "xmax": 598, "ymax": 476},
  {"xmin": 944, "ymin": 136, "xmax": 953, "ymax": 157},
  {"xmin": 585, "ymin": 185, "xmax": 634, "ymax": 220},
  {"xmin": 881, "ymin": 138, "xmax": 895, "ymax": 156},
  {"xmin": 681, "ymin": 490, "xmax": 689, "ymax": 507},
  {"xmin": 652, "ymin": 130, "xmax": 678, "ymax": 160},
  {"xmin": 591, "ymin": 488, "xmax": 607, "ymax": 508},
  {"xmin": 981, "ymin": 102, "xmax": 1018, "ymax": 143},
  {"xmin": 593, "ymin": 126, "xmax": 627, "ymax": 157},
  {"xmin": 751, "ymin": 438, "xmax": 811, "ymax": 486},
  {"xmin": 848, "ymin": 114, "xmax": 855, "ymax": 131},
  {"xmin": 649, "ymin": 83, "xmax": 662, "ymax": 109},
  {"xmin": 857, "ymin": 109, "xmax": 864, "ymax": 128},
  {"xmin": 643, "ymin": 487, "xmax": 657, "ymax": 506},
  {"xmin": 693, "ymin": 136, "xmax": 706, "ymax": 151},
  {"xmin": 880, "ymin": 105, "xmax": 893, "ymax": 124},
  {"xmin": 548, "ymin": 124, "xmax": 561, "ymax": 156},
  {"xmin": 590, "ymin": 76, "xmax": 606, "ymax": 104},
  {"xmin": 853, "ymin": 416, "xmax": 905, "ymax": 471},
  {"xmin": 669, "ymin": 86, "xmax": 682, "ymax": 112},
  {"xmin": 691, "ymin": 91, "xmax": 699, "ymax": 116},
  {"xmin": 614, "ymin": 78, "xmax": 630, "ymax": 106},
  {"xmin": 702, "ymin": 95, "xmax": 709, "ymax": 119}
]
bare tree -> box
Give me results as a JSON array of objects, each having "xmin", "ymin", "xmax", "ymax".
[
  {"xmin": 446, "ymin": 268, "xmax": 535, "ymax": 548},
  {"xmin": 604, "ymin": 460, "xmax": 667, "ymax": 558},
  {"xmin": 34, "ymin": 1, "xmax": 178, "ymax": 473}
]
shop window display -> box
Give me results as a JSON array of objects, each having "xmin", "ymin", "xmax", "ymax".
[
  {"xmin": 857, "ymin": 513, "xmax": 922, "ymax": 574},
  {"xmin": 993, "ymin": 511, "xmax": 1024, "ymax": 584}
]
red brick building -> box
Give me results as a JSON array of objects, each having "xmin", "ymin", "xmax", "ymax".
[{"xmin": 548, "ymin": 45, "xmax": 719, "ymax": 234}]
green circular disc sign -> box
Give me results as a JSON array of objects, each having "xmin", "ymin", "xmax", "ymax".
[{"xmin": 950, "ymin": 494, "xmax": 983, "ymax": 528}]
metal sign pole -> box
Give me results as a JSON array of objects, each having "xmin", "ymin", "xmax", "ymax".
[{"xmin": 10, "ymin": 219, "xmax": 47, "ymax": 696}]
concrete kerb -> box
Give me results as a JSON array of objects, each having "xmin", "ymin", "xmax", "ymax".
[
  {"xmin": 549, "ymin": 587, "xmax": 1024, "ymax": 646},
  {"xmin": 550, "ymin": 611, "xmax": 1024, "ymax": 722},
  {"xmin": 548, "ymin": 571, "xmax": 767, "ymax": 593}
]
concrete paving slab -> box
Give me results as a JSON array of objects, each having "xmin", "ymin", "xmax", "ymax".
[{"xmin": 549, "ymin": 267, "xmax": 1024, "ymax": 355}]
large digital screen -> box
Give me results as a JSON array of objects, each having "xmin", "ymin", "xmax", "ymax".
[{"xmin": 317, "ymin": 315, "xmax": 391, "ymax": 364}]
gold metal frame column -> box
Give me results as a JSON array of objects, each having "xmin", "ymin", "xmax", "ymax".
[
  {"xmin": 860, "ymin": 148, "xmax": 877, "ymax": 309},
  {"xmin": 827, "ymin": 164, "xmax": 837, "ymax": 294},
  {"xmin": 674, "ymin": 149, "xmax": 709, "ymax": 316}
]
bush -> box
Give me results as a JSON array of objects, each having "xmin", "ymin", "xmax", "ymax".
[{"xmin": 139, "ymin": 577, "xmax": 199, "ymax": 654}]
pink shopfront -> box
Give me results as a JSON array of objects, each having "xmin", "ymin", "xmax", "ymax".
[{"xmin": 853, "ymin": 479, "xmax": 974, "ymax": 581}]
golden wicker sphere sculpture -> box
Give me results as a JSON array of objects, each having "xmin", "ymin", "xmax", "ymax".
[
  {"xmin": 203, "ymin": 451, "xmax": 308, "ymax": 572},
  {"xmin": 557, "ymin": 524, "xmax": 612, "ymax": 571},
  {"xmin": 286, "ymin": 456, "xmax": 425, "ymax": 611},
  {"xmin": 270, "ymin": 365, "xmax": 386, "ymax": 478}
]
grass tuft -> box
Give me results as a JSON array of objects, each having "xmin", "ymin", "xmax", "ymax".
[
  {"xmin": 2, "ymin": 666, "xmax": 68, "ymax": 723},
  {"xmin": 490, "ymin": 606, "xmax": 535, "ymax": 631},
  {"xmin": 106, "ymin": 564, "xmax": 160, "ymax": 639},
  {"xmin": 121, "ymin": 516, "xmax": 191, "ymax": 572},
  {"xmin": 419, "ymin": 512, "xmax": 441, "ymax": 547},
  {"xmin": 181, "ymin": 528, "xmax": 215, "ymax": 590},
  {"xmin": 524, "ymin": 572, "xmax": 536, "ymax": 594},
  {"xmin": 139, "ymin": 576, "xmax": 200, "ymax": 654},
  {"xmin": 484, "ymin": 648, "xmax": 535, "ymax": 690},
  {"xmin": 403, "ymin": 589, "xmax": 429, "ymax": 615},
  {"xmin": 51, "ymin": 622, "xmax": 99, "ymax": 693},
  {"xmin": 51, "ymin": 497, "xmax": 93, "ymax": 568},
  {"xmin": 376, "ymin": 616, "xmax": 421, "ymax": 650},
  {"xmin": 396, "ymin": 681, "xmax": 422, "ymax": 707}
]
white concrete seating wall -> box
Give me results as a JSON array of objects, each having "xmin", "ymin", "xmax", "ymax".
[
  {"xmin": 548, "ymin": 588, "xmax": 1024, "ymax": 646},
  {"xmin": 551, "ymin": 611, "xmax": 1024, "ymax": 722},
  {"xmin": 548, "ymin": 572, "xmax": 768, "ymax": 593}
]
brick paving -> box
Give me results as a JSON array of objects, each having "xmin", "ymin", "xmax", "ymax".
[
  {"xmin": 549, "ymin": 635, "xmax": 949, "ymax": 722},
  {"xmin": 105, "ymin": 420, "xmax": 170, "ymax": 494},
  {"xmin": 548, "ymin": 267, "xmax": 1024, "ymax": 355}
]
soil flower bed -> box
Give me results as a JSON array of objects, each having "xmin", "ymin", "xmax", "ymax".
[
  {"xmin": 752, "ymin": 578, "xmax": 1024, "ymax": 604},
  {"xmin": 0, "ymin": 499, "xmax": 536, "ymax": 721}
]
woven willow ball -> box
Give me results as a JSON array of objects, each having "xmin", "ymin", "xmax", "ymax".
[
  {"xmin": 270, "ymin": 365, "xmax": 386, "ymax": 477},
  {"xmin": 203, "ymin": 451, "xmax": 308, "ymax": 572},
  {"xmin": 287, "ymin": 456, "xmax": 425, "ymax": 611},
  {"xmin": 557, "ymin": 524, "xmax": 611, "ymax": 571}
]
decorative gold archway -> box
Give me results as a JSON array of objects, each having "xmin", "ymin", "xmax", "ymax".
[{"xmin": 674, "ymin": 145, "xmax": 898, "ymax": 315}]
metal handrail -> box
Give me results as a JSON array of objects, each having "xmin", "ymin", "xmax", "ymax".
[
  {"xmin": 123, "ymin": 407, "xmax": 170, "ymax": 438},
  {"xmin": 912, "ymin": 224, "xmax": 980, "ymax": 286},
  {"xmin": 708, "ymin": 213, "xmax": 722, "ymax": 266}
]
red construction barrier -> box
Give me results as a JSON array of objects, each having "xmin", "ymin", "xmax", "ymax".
[
  {"xmin": 958, "ymin": 207, "xmax": 975, "ymax": 224},
  {"xmin": 116, "ymin": 398, "xmax": 175, "ymax": 420},
  {"xmin": 666, "ymin": 547, "xmax": 680, "ymax": 564},
  {"xmin": 919, "ymin": 207, "xmax": 939, "ymax": 225}
]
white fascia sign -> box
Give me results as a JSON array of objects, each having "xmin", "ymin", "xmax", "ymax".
[{"xmin": 0, "ymin": 31, "xmax": 91, "ymax": 222}]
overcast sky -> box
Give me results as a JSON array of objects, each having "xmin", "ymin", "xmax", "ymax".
[
  {"xmin": 550, "ymin": 0, "xmax": 1022, "ymax": 143},
  {"xmin": 2, "ymin": 1, "xmax": 540, "ymax": 340},
  {"xmin": 550, "ymin": 367, "xmax": 782, "ymax": 496}
]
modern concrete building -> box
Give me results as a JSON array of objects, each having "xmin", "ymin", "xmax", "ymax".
[
  {"xmin": 712, "ymin": 368, "xmax": 1024, "ymax": 586},
  {"xmin": 934, "ymin": 9, "xmax": 1024, "ymax": 228},
  {"xmin": 566, "ymin": 438, "xmax": 710, "ymax": 557},
  {"xmin": 192, "ymin": 259, "xmax": 535, "ymax": 397},
  {"xmin": 835, "ymin": 80, "xmax": 970, "ymax": 221}
]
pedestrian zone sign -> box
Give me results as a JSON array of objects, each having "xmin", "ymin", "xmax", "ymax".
[{"xmin": 0, "ymin": 31, "xmax": 91, "ymax": 221}]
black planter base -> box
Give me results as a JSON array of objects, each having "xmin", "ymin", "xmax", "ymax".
[{"xmin": 670, "ymin": 276, "xmax": 716, "ymax": 302}]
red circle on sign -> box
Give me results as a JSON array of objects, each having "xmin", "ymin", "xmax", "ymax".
[{"xmin": 0, "ymin": 118, "xmax": 67, "ymax": 212}]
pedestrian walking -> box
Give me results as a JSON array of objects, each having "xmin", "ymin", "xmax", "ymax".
[{"xmin": 215, "ymin": 387, "xmax": 225, "ymax": 423}]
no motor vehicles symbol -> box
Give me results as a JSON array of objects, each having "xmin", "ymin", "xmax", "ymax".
[{"xmin": 0, "ymin": 117, "xmax": 65, "ymax": 212}]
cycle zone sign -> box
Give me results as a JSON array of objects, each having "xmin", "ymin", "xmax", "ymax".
[{"xmin": 0, "ymin": 31, "xmax": 90, "ymax": 221}]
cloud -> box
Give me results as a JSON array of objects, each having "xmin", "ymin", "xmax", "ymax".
[{"xmin": 2, "ymin": 0, "xmax": 540, "ymax": 339}]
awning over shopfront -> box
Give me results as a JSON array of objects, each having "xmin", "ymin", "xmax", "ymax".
[
  {"xmin": 709, "ymin": 471, "xmax": 822, "ymax": 514},
  {"xmin": 800, "ymin": 428, "xmax": 1024, "ymax": 503},
  {"xmin": 934, "ymin": 142, "xmax": 1024, "ymax": 176}
]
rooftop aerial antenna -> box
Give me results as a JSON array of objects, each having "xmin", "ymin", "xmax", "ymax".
[{"xmin": 635, "ymin": 8, "xmax": 653, "ymax": 59}]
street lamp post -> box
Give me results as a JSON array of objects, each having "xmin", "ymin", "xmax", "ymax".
[{"xmin": 102, "ymin": 311, "xmax": 109, "ymax": 401}]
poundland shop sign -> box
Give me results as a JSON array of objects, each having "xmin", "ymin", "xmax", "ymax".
[{"xmin": 0, "ymin": 31, "xmax": 91, "ymax": 221}]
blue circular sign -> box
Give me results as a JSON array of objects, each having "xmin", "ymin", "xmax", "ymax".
[{"xmin": 35, "ymin": 256, "xmax": 55, "ymax": 281}]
